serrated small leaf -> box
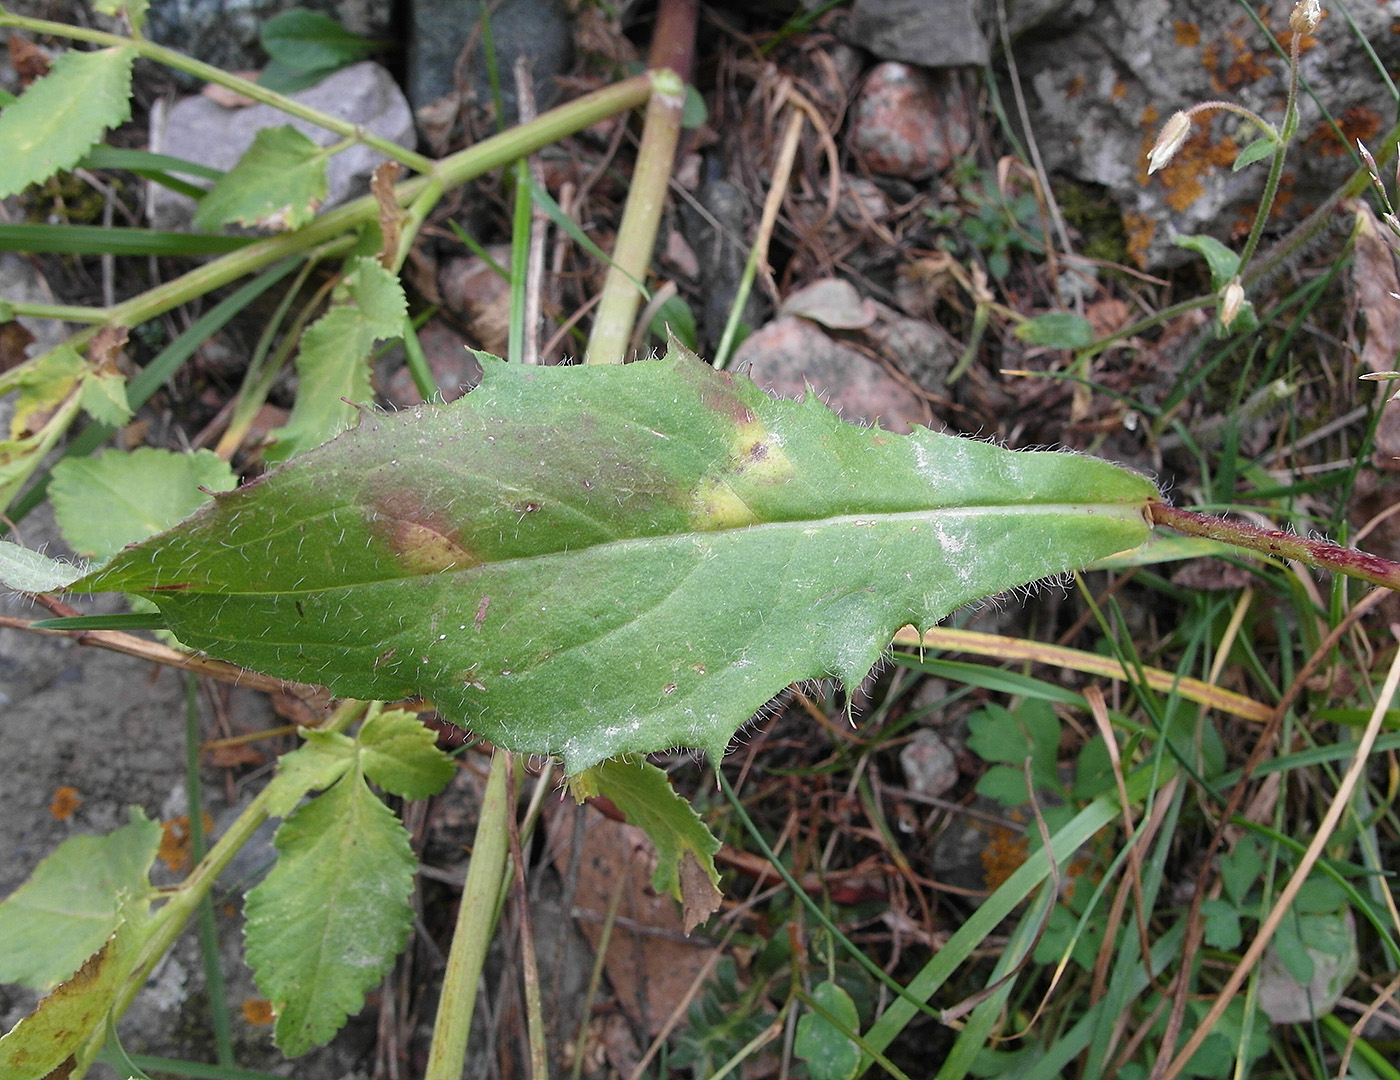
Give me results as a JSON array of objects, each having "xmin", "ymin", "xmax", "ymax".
[
  {"xmin": 0, "ymin": 47, "xmax": 135, "ymax": 199},
  {"xmin": 192, "ymin": 125, "xmax": 329, "ymax": 232},
  {"xmin": 584, "ymin": 757, "xmax": 721, "ymax": 929},
  {"xmin": 50, "ymin": 447, "xmax": 236, "ymax": 563},
  {"xmin": 0, "ymin": 926, "xmax": 135, "ymax": 1079},
  {"xmin": 1013, "ymin": 312, "xmax": 1095, "ymax": 350},
  {"xmin": 78, "ymin": 370, "xmax": 133, "ymax": 427},
  {"xmin": 261, "ymin": 9, "xmax": 380, "ymax": 73},
  {"xmin": 9, "ymin": 344, "xmax": 84, "ymax": 440},
  {"xmin": 0, "ymin": 540, "xmax": 85, "ymax": 593},
  {"xmin": 358, "ymin": 709, "xmax": 456, "ymax": 798},
  {"xmin": 1232, "ymin": 135, "xmax": 1278, "ymax": 172},
  {"xmin": 244, "ymin": 772, "xmax": 416, "ymax": 1056},
  {"xmin": 0, "ymin": 808, "xmax": 158, "ymax": 990},
  {"xmin": 76, "ymin": 346, "xmax": 1156, "ymax": 775},
  {"xmin": 795, "ymin": 980, "xmax": 861, "ymax": 1080},
  {"xmin": 93, "ymin": 0, "xmax": 150, "ymax": 29},
  {"xmin": 1175, "ymin": 234, "xmax": 1241, "ymax": 291},
  {"xmin": 266, "ymin": 256, "xmax": 406, "ymax": 461},
  {"xmin": 263, "ymin": 730, "xmax": 357, "ymax": 818}
]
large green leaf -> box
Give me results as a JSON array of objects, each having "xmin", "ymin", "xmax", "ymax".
[
  {"xmin": 0, "ymin": 808, "xmax": 159, "ymax": 990},
  {"xmin": 0, "ymin": 46, "xmax": 136, "ymax": 199},
  {"xmin": 75, "ymin": 345, "xmax": 1156, "ymax": 774}
]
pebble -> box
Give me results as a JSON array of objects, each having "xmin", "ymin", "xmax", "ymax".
[{"xmin": 847, "ymin": 62, "xmax": 973, "ymax": 181}]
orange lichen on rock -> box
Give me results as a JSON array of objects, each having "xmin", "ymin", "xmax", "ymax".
[
  {"xmin": 981, "ymin": 825, "xmax": 1029, "ymax": 892},
  {"xmin": 1174, "ymin": 20, "xmax": 1201, "ymax": 46},
  {"xmin": 1124, "ymin": 212, "xmax": 1156, "ymax": 269},
  {"xmin": 1140, "ymin": 111, "xmax": 1239, "ymax": 213},
  {"xmin": 1065, "ymin": 73, "xmax": 1086, "ymax": 99},
  {"xmin": 1111, "ymin": 79, "xmax": 1127, "ymax": 101},
  {"xmin": 159, "ymin": 811, "xmax": 214, "ymax": 873},
  {"xmin": 1305, "ymin": 105, "xmax": 1383, "ymax": 158},
  {"xmin": 48, "ymin": 785, "xmax": 81, "ymax": 821},
  {"xmin": 242, "ymin": 999, "xmax": 275, "ymax": 1025}
]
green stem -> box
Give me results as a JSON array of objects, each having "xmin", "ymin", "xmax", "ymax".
[
  {"xmin": 586, "ymin": 69, "xmax": 686, "ymax": 363},
  {"xmin": 3, "ymin": 301, "xmax": 111, "ymax": 323},
  {"xmin": 0, "ymin": 12, "xmax": 437, "ymax": 175},
  {"xmin": 185, "ymin": 675, "xmax": 234, "ymax": 1067},
  {"xmin": 424, "ymin": 748, "xmax": 513, "ymax": 1080},
  {"xmin": 1148, "ymin": 500, "xmax": 1400, "ymax": 592}
]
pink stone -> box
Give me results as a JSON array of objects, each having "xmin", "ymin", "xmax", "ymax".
[{"xmin": 848, "ymin": 62, "xmax": 973, "ymax": 180}]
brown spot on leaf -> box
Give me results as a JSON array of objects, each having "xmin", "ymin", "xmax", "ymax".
[
  {"xmin": 242, "ymin": 998, "xmax": 275, "ymax": 1025},
  {"xmin": 679, "ymin": 850, "xmax": 721, "ymax": 934},
  {"xmin": 371, "ymin": 490, "xmax": 479, "ymax": 574}
]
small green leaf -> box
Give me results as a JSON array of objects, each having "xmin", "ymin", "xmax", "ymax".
[
  {"xmin": 682, "ymin": 83, "xmax": 707, "ymax": 129},
  {"xmin": 9, "ymin": 344, "xmax": 84, "ymax": 440},
  {"xmin": 1201, "ymin": 898, "xmax": 1243, "ymax": 950},
  {"xmin": 0, "ymin": 88, "xmax": 16, "ymax": 108},
  {"xmin": 1272, "ymin": 920, "xmax": 1313, "ymax": 985},
  {"xmin": 0, "ymin": 925, "xmax": 137, "ymax": 1079},
  {"xmin": 263, "ymin": 730, "xmax": 357, "ymax": 818},
  {"xmin": 795, "ymin": 981, "xmax": 861, "ymax": 1080},
  {"xmin": 50, "ymin": 447, "xmax": 236, "ymax": 563},
  {"xmin": 1175, "ymin": 234, "xmax": 1241, "ymax": 291},
  {"xmin": 192, "ymin": 125, "xmax": 330, "ymax": 232},
  {"xmin": 1295, "ymin": 876, "xmax": 1347, "ymax": 915},
  {"xmin": 0, "ymin": 540, "xmax": 86, "ymax": 593},
  {"xmin": 0, "ymin": 46, "xmax": 136, "ymax": 199},
  {"xmin": 0, "ymin": 807, "xmax": 158, "ymax": 990},
  {"xmin": 79, "ymin": 370, "xmax": 133, "ymax": 427},
  {"xmin": 584, "ymin": 757, "xmax": 721, "ymax": 930},
  {"xmin": 1013, "ymin": 312, "xmax": 1095, "ymax": 350},
  {"xmin": 244, "ymin": 772, "xmax": 417, "ymax": 1056},
  {"xmin": 1232, "ymin": 135, "xmax": 1278, "ymax": 172},
  {"xmin": 650, "ymin": 294, "xmax": 698, "ymax": 352},
  {"xmin": 1220, "ymin": 839, "xmax": 1261, "ymax": 907},
  {"xmin": 93, "ymin": 0, "xmax": 150, "ymax": 31},
  {"xmin": 267, "ymin": 256, "xmax": 406, "ymax": 461},
  {"xmin": 260, "ymin": 9, "xmax": 380, "ymax": 73},
  {"xmin": 358, "ymin": 709, "xmax": 456, "ymax": 799}
]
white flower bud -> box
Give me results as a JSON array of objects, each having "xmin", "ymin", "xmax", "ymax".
[
  {"xmin": 1290, "ymin": 0, "xmax": 1321, "ymax": 35},
  {"xmin": 1147, "ymin": 111, "xmax": 1192, "ymax": 175},
  {"xmin": 1220, "ymin": 278, "xmax": 1245, "ymax": 329}
]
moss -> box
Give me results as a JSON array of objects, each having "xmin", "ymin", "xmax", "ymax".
[{"xmin": 1053, "ymin": 178, "xmax": 1131, "ymax": 266}]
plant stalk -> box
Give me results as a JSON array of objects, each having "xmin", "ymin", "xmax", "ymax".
[
  {"xmin": 1148, "ymin": 500, "xmax": 1400, "ymax": 592},
  {"xmin": 0, "ymin": 12, "xmax": 437, "ymax": 174},
  {"xmin": 425, "ymin": 747, "xmax": 513, "ymax": 1080},
  {"xmin": 585, "ymin": 69, "xmax": 687, "ymax": 363}
]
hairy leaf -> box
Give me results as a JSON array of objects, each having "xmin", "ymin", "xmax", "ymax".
[
  {"xmin": 77, "ymin": 345, "xmax": 1155, "ymax": 773},
  {"xmin": 0, "ymin": 46, "xmax": 136, "ymax": 199},
  {"xmin": 191, "ymin": 125, "xmax": 329, "ymax": 232},
  {"xmin": 0, "ymin": 808, "xmax": 158, "ymax": 989},
  {"xmin": 263, "ymin": 728, "xmax": 357, "ymax": 818},
  {"xmin": 266, "ymin": 256, "xmax": 406, "ymax": 461},
  {"xmin": 0, "ymin": 541, "xmax": 85, "ymax": 593},
  {"xmin": 50, "ymin": 447, "xmax": 236, "ymax": 563},
  {"xmin": 78, "ymin": 370, "xmax": 133, "ymax": 427},
  {"xmin": 244, "ymin": 770, "xmax": 416, "ymax": 1056}
]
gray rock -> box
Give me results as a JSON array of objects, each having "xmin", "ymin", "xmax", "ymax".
[
  {"xmin": 145, "ymin": 0, "xmax": 391, "ymax": 84},
  {"xmin": 847, "ymin": 63, "xmax": 974, "ymax": 181},
  {"xmin": 0, "ymin": 253, "xmax": 69, "ymax": 360},
  {"xmin": 899, "ymin": 729, "xmax": 959, "ymax": 798},
  {"xmin": 1009, "ymin": 0, "xmax": 1400, "ymax": 268},
  {"xmin": 847, "ymin": 0, "xmax": 989, "ymax": 67},
  {"xmin": 408, "ymin": 0, "xmax": 573, "ymax": 118},
  {"xmin": 149, "ymin": 61, "xmax": 415, "ymax": 231},
  {"xmin": 734, "ymin": 316, "xmax": 924, "ymax": 432},
  {"xmin": 679, "ymin": 178, "xmax": 768, "ymax": 349}
]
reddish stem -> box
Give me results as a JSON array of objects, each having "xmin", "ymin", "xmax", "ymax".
[{"xmin": 1148, "ymin": 500, "xmax": 1400, "ymax": 593}]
